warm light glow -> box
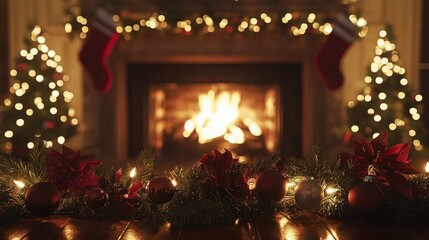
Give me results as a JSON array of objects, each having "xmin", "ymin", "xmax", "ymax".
[
  {"xmin": 325, "ymin": 186, "xmax": 339, "ymax": 195},
  {"xmin": 14, "ymin": 180, "xmax": 25, "ymax": 189},
  {"xmin": 351, "ymin": 125, "xmax": 359, "ymax": 132},
  {"xmin": 57, "ymin": 136, "xmax": 65, "ymax": 144},
  {"xmin": 171, "ymin": 179, "xmax": 178, "ymax": 187},
  {"xmin": 4, "ymin": 130, "xmax": 13, "ymax": 138},
  {"xmin": 247, "ymin": 178, "xmax": 256, "ymax": 190},
  {"xmin": 425, "ymin": 162, "xmax": 429, "ymax": 173},
  {"xmin": 183, "ymin": 90, "xmax": 261, "ymax": 144},
  {"xmin": 415, "ymin": 94, "xmax": 423, "ymax": 102},
  {"xmin": 129, "ymin": 167, "xmax": 137, "ymax": 178}
]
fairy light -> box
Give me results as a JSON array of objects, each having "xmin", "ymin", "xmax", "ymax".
[
  {"xmin": 398, "ymin": 92, "xmax": 405, "ymax": 99},
  {"xmin": 40, "ymin": 141, "xmax": 52, "ymax": 148},
  {"xmin": 4, "ymin": 130, "xmax": 13, "ymax": 138},
  {"xmin": 16, "ymin": 119, "xmax": 24, "ymax": 126},
  {"xmin": 367, "ymin": 108, "xmax": 375, "ymax": 115},
  {"xmin": 373, "ymin": 115, "xmax": 381, "ymax": 122},
  {"xmin": 13, "ymin": 180, "xmax": 25, "ymax": 189},
  {"xmin": 325, "ymin": 186, "xmax": 339, "ymax": 195},
  {"xmin": 380, "ymin": 103, "xmax": 388, "ymax": 110},
  {"xmin": 351, "ymin": 125, "xmax": 359, "ymax": 132},
  {"xmin": 57, "ymin": 136, "xmax": 66, "ymax": 144},
  {"xmin": 415, "ymin": 94, "xmax": 423, "ymax": 102},
  {"xmin": 129, "ymin": 167, "xmax": 137, "ymax": 178},
  {"xmin": 247, "ymin": 178, "xmax": 256, "ymax": 190},
  {"xmin": 409, "ymin": 130, "xmax": 416, "ymax": 136},
  {"xmin": 171, "ymin": 179, "xmax": 178, "ymax": 187},
  {"xmin": 347, "ymin": 101, "xmax": 355, "ymax": 108},
  {"xmin": 27, "ymin": 142, "xmax": 34, "ymax": 149},
  {"xmin": 66, "ymin": 11, "xmax": 367, "ymax": 36},
  {"xmin": 389, "ymin": 123, "xmax": 396, "ymax": 130},
  {"xmin": 373, "ymin": 133, "xmax": 380, "ymax": 139}
]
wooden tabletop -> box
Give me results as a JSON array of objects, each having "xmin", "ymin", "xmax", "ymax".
[{"xmin": 1, "ymin": 213, "xmax": 428, "ymax": 240}]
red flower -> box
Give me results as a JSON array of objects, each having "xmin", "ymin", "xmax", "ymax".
[
  {"xmin": 199, "ymin": 149, "xmax": 248, "ymax": 195},
  {"xmin": 46, "ymin": 145, "xmax": 101, "ymax": 196},
  {"xmin": 108, "ymin": 168, "xmax": 144, "ymax": 216},
  {"xmin": 341, "ymin": 132, "xmax": 419, "ymax": 199}
]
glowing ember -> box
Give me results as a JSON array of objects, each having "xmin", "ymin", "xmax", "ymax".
[{"xmin": 183, "ymin": 90, "xmax": 262, "ymax": 144}]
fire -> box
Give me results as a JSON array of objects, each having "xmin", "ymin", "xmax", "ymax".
[{"xmin": 183, "ymin": 90, "xmax": 262, "ymax": 144}]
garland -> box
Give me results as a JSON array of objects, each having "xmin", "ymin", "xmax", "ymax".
[{"xmin": 1, "ymin": 133, "xmax": 429, "ymax": 226}]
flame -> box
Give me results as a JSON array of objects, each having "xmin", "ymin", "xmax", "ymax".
[
  {"xmin": 13, "ymin": 180, "xmax": 25, "ymax": 189},
  {"xmin": 183, "ymin": 90, "xmax": 262, "ymax": 144},
  {"xmin": 129, "ymin": 167, "xmax": 137, "ymax": 178},
  {"xmin": 425, "ymin": 162, "xmax": 429, "ymax": 173}
]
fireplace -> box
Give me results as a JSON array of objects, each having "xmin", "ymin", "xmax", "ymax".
[
  {"xmin": 127, "ymin": 63, "xmax": 301, "ymax": 169},
  {"xmin": 85, "ymin": 30, "xmax": 324, "ymax": 171}
]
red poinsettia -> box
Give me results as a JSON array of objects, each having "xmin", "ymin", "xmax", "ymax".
[
  {"xmin": 199, "ymin": 149, "xmax": 248, "ymax": 198},
  {"xmin": 341, "ymin": 132, "xmax": 419, "ymax": 199},
  {"xmin": 108, "ymin": 168, "xmax": 144, "ymax": 216},
  {"xmin": 46, "ymin": 145, "xmax": 101, "ymax": 196}
]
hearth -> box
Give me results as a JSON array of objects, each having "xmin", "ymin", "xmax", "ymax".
[{"xmin": 127, "ymin": 63, "xmax": 301, "ymax": 169}]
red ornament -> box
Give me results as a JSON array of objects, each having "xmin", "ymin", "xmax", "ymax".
[
  {"xmin": 255, "ymin": 169, "xmax": 287, "ymax": 202},
  {"xmin": 348, "ymin": 176, "xmax": 384, "ymax": 217},
  {"xmin": 25, "ymin": 182, "xmax": 60, "ymax": 217},
  {"xmin": 147, "ymin": 176, "xmax": 175, "ymax": 204},
  {"xmin": 84, "ymin": 187, "xmax": 108, "ymax": 210},
  {"xmin": 294, "ymin": 179, "xmax": 324, "ymax": 210}
]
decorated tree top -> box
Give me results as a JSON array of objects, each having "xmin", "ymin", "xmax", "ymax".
[
  {"xmin": 0, "ymin": 26, "xmax": 78, "ymax": 155},
  {"xmin": 346, "ymin": 28, "xmax": 426, "ymax": 152}
]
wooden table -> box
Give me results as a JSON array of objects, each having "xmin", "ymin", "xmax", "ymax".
[{"xmin": 1, "ymin": 213, "xmax": 428, "ymax": 240}]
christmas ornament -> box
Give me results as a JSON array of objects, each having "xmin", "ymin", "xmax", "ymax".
[
  {"xmin": 79, "ymin": 8, "xmax": 120, "ymax": 93},
  {"xmin": 84, "ymin": 187, "xmax": 108, "ymax": 210},
  {"xmin": 348, "ymin": 175, "xmax": 384, "ymax": 217},
  {"xmin": 294, "ymin": 179, "xmax": 323, "ymax": 210},
  {"xmin": 314, "ymin": 12, "xmax": 356, "ymax": 90},
  {"xmin": 147, "ymin": 176, "xmax": 175, "ymax": 204},
  {"xmin": 24, "ymin": 182, "xmax": 60, "ymax": 217},
  {"xmin": 255, "ymin": 169, "xmax": 287, "ymax": 202}
]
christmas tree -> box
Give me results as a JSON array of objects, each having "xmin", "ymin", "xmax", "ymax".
[
  {"xmin": 0, "ymin": 25, "xmax": 78, "ymax": 156},
  {"xmin": 346, "ymin": 29, "xmax": 425, "ymax": 151}
]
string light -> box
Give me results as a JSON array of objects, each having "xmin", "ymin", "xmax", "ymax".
[
  {"xmin": 129, "ymin": 167, "xmax": 137, "ymax": 178},
  {"xmin": 325, "ymin": 186, "xmax": 339, "ymax": 195},
  {"xmin": 0, "ymin": 25, "xmax": 78, "ymax": 151},
  {"xmin": 65, "ymin": 12, "xmax": 367, "ymax": 37},
  {"xmin": 13, "ymin": 180, "xmax": 25, "ymax": 189}
]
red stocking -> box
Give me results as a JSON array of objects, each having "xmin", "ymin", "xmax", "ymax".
[
  {"xmin": 79, "ymin": 8, "xmax": 120, "ymax": 93},
  {"xmin": 314, "ymin": 13, "xmax": 356, "ymax": 90}
]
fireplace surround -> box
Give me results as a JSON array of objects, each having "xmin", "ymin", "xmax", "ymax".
[
  {"xmin": 127, "ymin": 62, "xmax": 301, "ymax": 169},
  {"xmin": 87, "ymin": 32, "xmax": 327, "ymax": 170}
]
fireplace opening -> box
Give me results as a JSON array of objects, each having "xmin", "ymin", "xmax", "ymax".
[{"xmin": 128, "ymin": 63, "xmax": 302, "ymax": 170}]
